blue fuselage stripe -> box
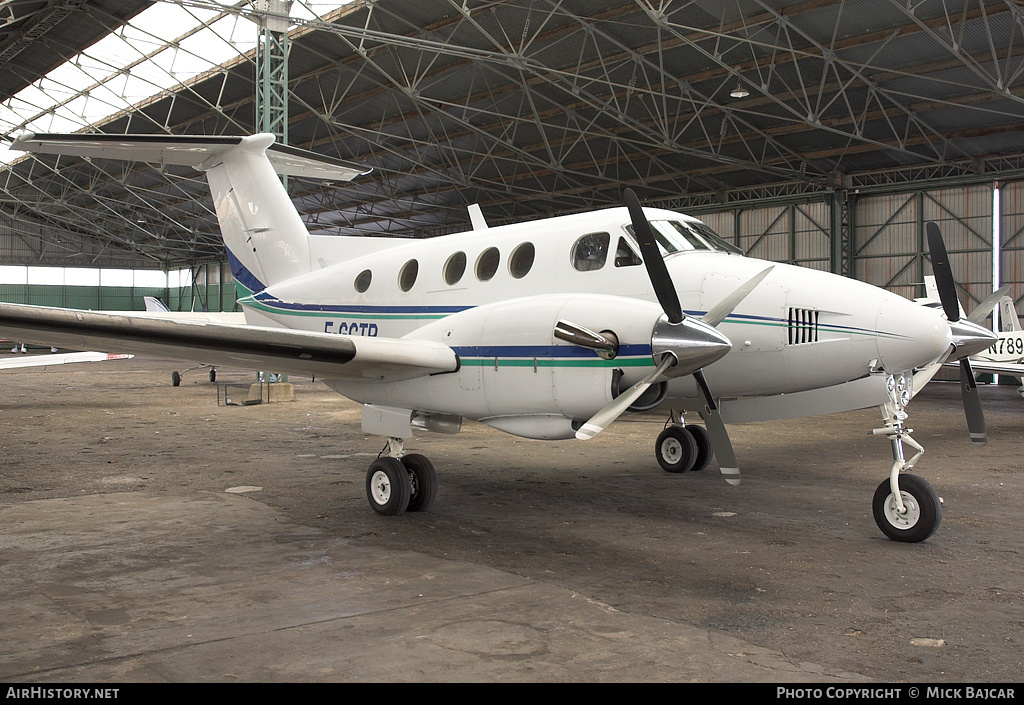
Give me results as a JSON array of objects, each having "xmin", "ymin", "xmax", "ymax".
[{"xmin": 452, "ymin": 344, "xmax": 652, "ymax": 358}]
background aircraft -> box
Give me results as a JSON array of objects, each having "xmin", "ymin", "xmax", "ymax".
[
  {"xmin": 0, "ymin": 132, "xmax": 997, "ymax": 544},
  {"xmin": 0, "ymin": 350, "xmax": 132, "ymax": 370},
  {"xmin": 921, "ymin": 276, "xmax": 1023, "ymax": 397}
]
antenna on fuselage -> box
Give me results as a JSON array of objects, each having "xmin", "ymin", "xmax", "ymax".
[{"xmin": 468, "ymin": 203, "xmax": 488, "ymax": 230}]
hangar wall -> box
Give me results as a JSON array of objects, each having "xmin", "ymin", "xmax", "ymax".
[
  {"xmin": 696, "ymin": 179, "xmax": 1023, "ymax": 318},
  {"xmin": 0, "ymin": 260, "xmax": 237, "ymax": 313}
]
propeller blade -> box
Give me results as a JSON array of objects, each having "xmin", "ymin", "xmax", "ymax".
[
  {"xmin": 693, "ymin": 368, "xmax": 740, "ymax": 485},
  {"xmin": 927, "ymin": 221, "xmax": 993, "ymax": 444},
  {"xmin": 926, "ymin": 222, "xmax": 961, "ymax": 322},
  {"xmin": 576, "ymin": 353, "xmax": 676, "ymax": 440},
  {"xmin": 623, "ymin": 188, "xmax": 684, "ymax": 324},
  {"xmin": 966, "ymin": 285, "xmax": 1012, "ymax": 325},
  {"xmin": 960, "ymin": 357, "xmax": 987, "ymax": 446},
  {"xmin": 701, "ymin": 266, "xmax": 774, "ymax": 328}
]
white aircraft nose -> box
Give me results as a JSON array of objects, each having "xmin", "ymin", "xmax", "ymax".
[{"xmin": 875, "ymin": 297, "xmax": 952, "ymax": 374}]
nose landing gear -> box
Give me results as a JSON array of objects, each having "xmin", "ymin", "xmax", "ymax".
[{"xmin": 870, "ymin": 373, "xmax": 942, "ymax": 542}]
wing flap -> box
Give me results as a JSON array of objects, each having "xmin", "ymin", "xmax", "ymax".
[{"xmin": 0, "ymin": 303, "xmax": 456, "ymax": 382}]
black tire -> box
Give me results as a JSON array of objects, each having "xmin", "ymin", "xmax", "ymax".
[
  {"xmin": 655, "ymin": 426, "xmax": 697, "ymax": 473},
  {"xmin": 872, "ymin": 474, "xmax": 942, "ymax": 543},
  {"xmin": 366, "ymin": 458, "xmax": 410, "ymax": 516},
  {"xmin": 401, "ymin": 454, "xmax": 438, "ymax": 512},
  {"xmin": 171, "ymin": 371, "xmax": 181, "ymax": 387},
  {"xmin": 209, "ymin": 368, "xmax": 217, "ymax": 383},
  {"xmin": 684, "ymin": 425, "xmax": 713, "ymax": 472}
]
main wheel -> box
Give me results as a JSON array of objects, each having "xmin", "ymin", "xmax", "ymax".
[
  {"xmin": 684, "ymin": 425, "xmax": 713, "ymax": 472},
  {"xmin": 872, "ymin": 474, "xmax": 942, "ymax": 543},
  {"xmin": 655, "ymin": 426, "xmax": 698, "ymax": 473},
  {"xmin": 209, "ymin": 368, "xmax": 217, "ymax": 383},
  {"xmin": 366, "ymin": 457, "xmax": 411, "ymax": 516},
  {"xmin": 401, "ymin": 453, "xmax": 437, "ymax": 512},
  {"xmin": 171, "ymin": 371, "xmax": 181, "ymax": 387}
]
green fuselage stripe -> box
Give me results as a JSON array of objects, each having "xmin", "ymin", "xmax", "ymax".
[{"xmin": 459, "ymin": 357, "xmax": 654, "ymax": 369}]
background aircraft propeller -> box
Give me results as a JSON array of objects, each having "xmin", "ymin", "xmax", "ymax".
[{"xmin": 926, "ymin": 222, "xmax": 989, "ymax": 445}]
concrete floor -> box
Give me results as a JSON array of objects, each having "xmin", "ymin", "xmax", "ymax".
[{"xmin": 0, "ymin": 357, "xmax": 1021, "ymax": 682}]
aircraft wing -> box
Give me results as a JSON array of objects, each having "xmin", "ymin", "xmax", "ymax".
[
  {"xmin": 0, "ymin": 303, "xmax": 458, "ymax": 382},
  {"xmin": 0, "ymin": 351, "xmax": 133, "ymax": 370},
  {"xmin": 959, "ymin": 360, "xmax": 1024, "ymax": 377}
]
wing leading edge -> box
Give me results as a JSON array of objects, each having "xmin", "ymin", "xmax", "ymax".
[{"xmin": 0, "ymin": 303, "xmax": 457, "ymax": 382}]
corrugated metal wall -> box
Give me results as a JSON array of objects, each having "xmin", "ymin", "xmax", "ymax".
[
  {"xmin": 0, "ymin": 284, "xmax": 168, "ymax": 309},
  {"xmin": 999, "ymin": 181, "xmax": 1024, "ymax": 312},
  {"xmin": 166, "ymin": 262, "xmax": 238, "ymax": 313},
  {"xmin": 695, "ymin": 181, "xmax": 1019, "ymax": 321},
  {"xmin": 0, "ymin": 262, "xmax": 237, "ymax": 312},
  {"xmin": 700, "ymin": 203, "xmax": 831, "ymax": 271}
]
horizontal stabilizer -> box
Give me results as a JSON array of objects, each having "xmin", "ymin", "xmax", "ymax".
[{"xmin": 9, "ymin": 132, "xmax": 370, "ymax": 181}]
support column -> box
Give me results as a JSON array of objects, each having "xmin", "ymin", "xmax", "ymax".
[
  {"xmin": 830, "ymin": 189, "xmax": 854, "ymax": 277},
  {"xmin": 254, "ymin": 0, "xmax": 292, "ymax": 145}
]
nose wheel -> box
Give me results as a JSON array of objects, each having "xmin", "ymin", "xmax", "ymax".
[{"xmin": 872, "ymin": 473, "xmax": 941, "ymax": 543}]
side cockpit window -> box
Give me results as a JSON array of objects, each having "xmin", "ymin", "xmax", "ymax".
[
  {"xmin": 614, "ymin": 236, "xmax": 642, "ymax": 267},
  {"xmin": 571, "ymin": 232, "xmax": 610, "ymax": 271}
]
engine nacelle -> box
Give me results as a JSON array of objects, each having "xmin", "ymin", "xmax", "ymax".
[{"xmin": 403, "ymin": 293, "xmax": 664, "ymax": 438}]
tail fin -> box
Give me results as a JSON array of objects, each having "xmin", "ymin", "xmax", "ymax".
[
  {"xmin": 10, "ymin": 133, "xmax": 369, "ymax": 294},
  {"xmin": 143, "ymin": 296, "xmax": 171, "ymax": 313},
  {"xmin": 999, "ymin": 296, "xmax": 1021, "ymax": 332}
]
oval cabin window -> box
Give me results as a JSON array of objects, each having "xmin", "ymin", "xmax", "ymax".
[
  {"xmin": 399, "ymin": 259, "xmax": 419, "ymax": 292},
  {"xmin": 444, "ymin": 252, "xmax": 467, "ymax": 285},
  {"xmin": 354, "ymin": 269, "xmax": 372, "ymax": 293},
  {"xmin": 508, "ymin": 242, "xmax": 535, "ymax": 279},
  {"xmin": 476, "ymin": 247, "xmax": 500, "ymax": 281}
]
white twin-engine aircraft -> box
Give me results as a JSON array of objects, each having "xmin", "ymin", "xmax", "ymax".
[{"xmin": 1, "ymin": 133, "xmax": 998, "ymax": 543}]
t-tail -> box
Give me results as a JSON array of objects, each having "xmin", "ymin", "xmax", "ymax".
[{"xmin": 9, "ymin": 132, "xmax": 369, "ymax": 297}]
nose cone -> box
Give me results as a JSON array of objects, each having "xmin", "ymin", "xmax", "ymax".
[
  {"xmin": 949, "ymin": 318, "xmax": 998, "ymax": 359},
  {"xmin": 652, "ymin": 315, "xmax": 732, "ymax": 376},
  {"xmin": 876, "ymin": 298, "xmax": 953, "ymax": 373}
]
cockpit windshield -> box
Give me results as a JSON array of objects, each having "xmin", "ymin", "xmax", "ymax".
[{"xmin": 624, "ymin": 219, "xmax": 741, "ymax": 256}]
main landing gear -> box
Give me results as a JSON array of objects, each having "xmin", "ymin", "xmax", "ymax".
[
  {"xmin": 365, "ymin": 437, "xmax": 438, "ymax": 516},
  {"xmin": 171, "ymin": 365, "xmax": 217, "ymax": 386},
  {"xmin": 870, "ymin": 373, "xmax": 942, "ymax": 543},
  {"xmin": 655, "ymin": 411, "xmax": 713, "ymax": 473}
]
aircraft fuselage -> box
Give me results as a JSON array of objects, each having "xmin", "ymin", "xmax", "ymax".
[{"xmin": 239, "ymin": 206, "xmax": 950, "ymax": 438}]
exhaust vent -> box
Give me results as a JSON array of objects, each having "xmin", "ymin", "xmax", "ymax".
[{"xmin": 788, "ymin": 308, "xmax": 819, "ymax": 345}]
